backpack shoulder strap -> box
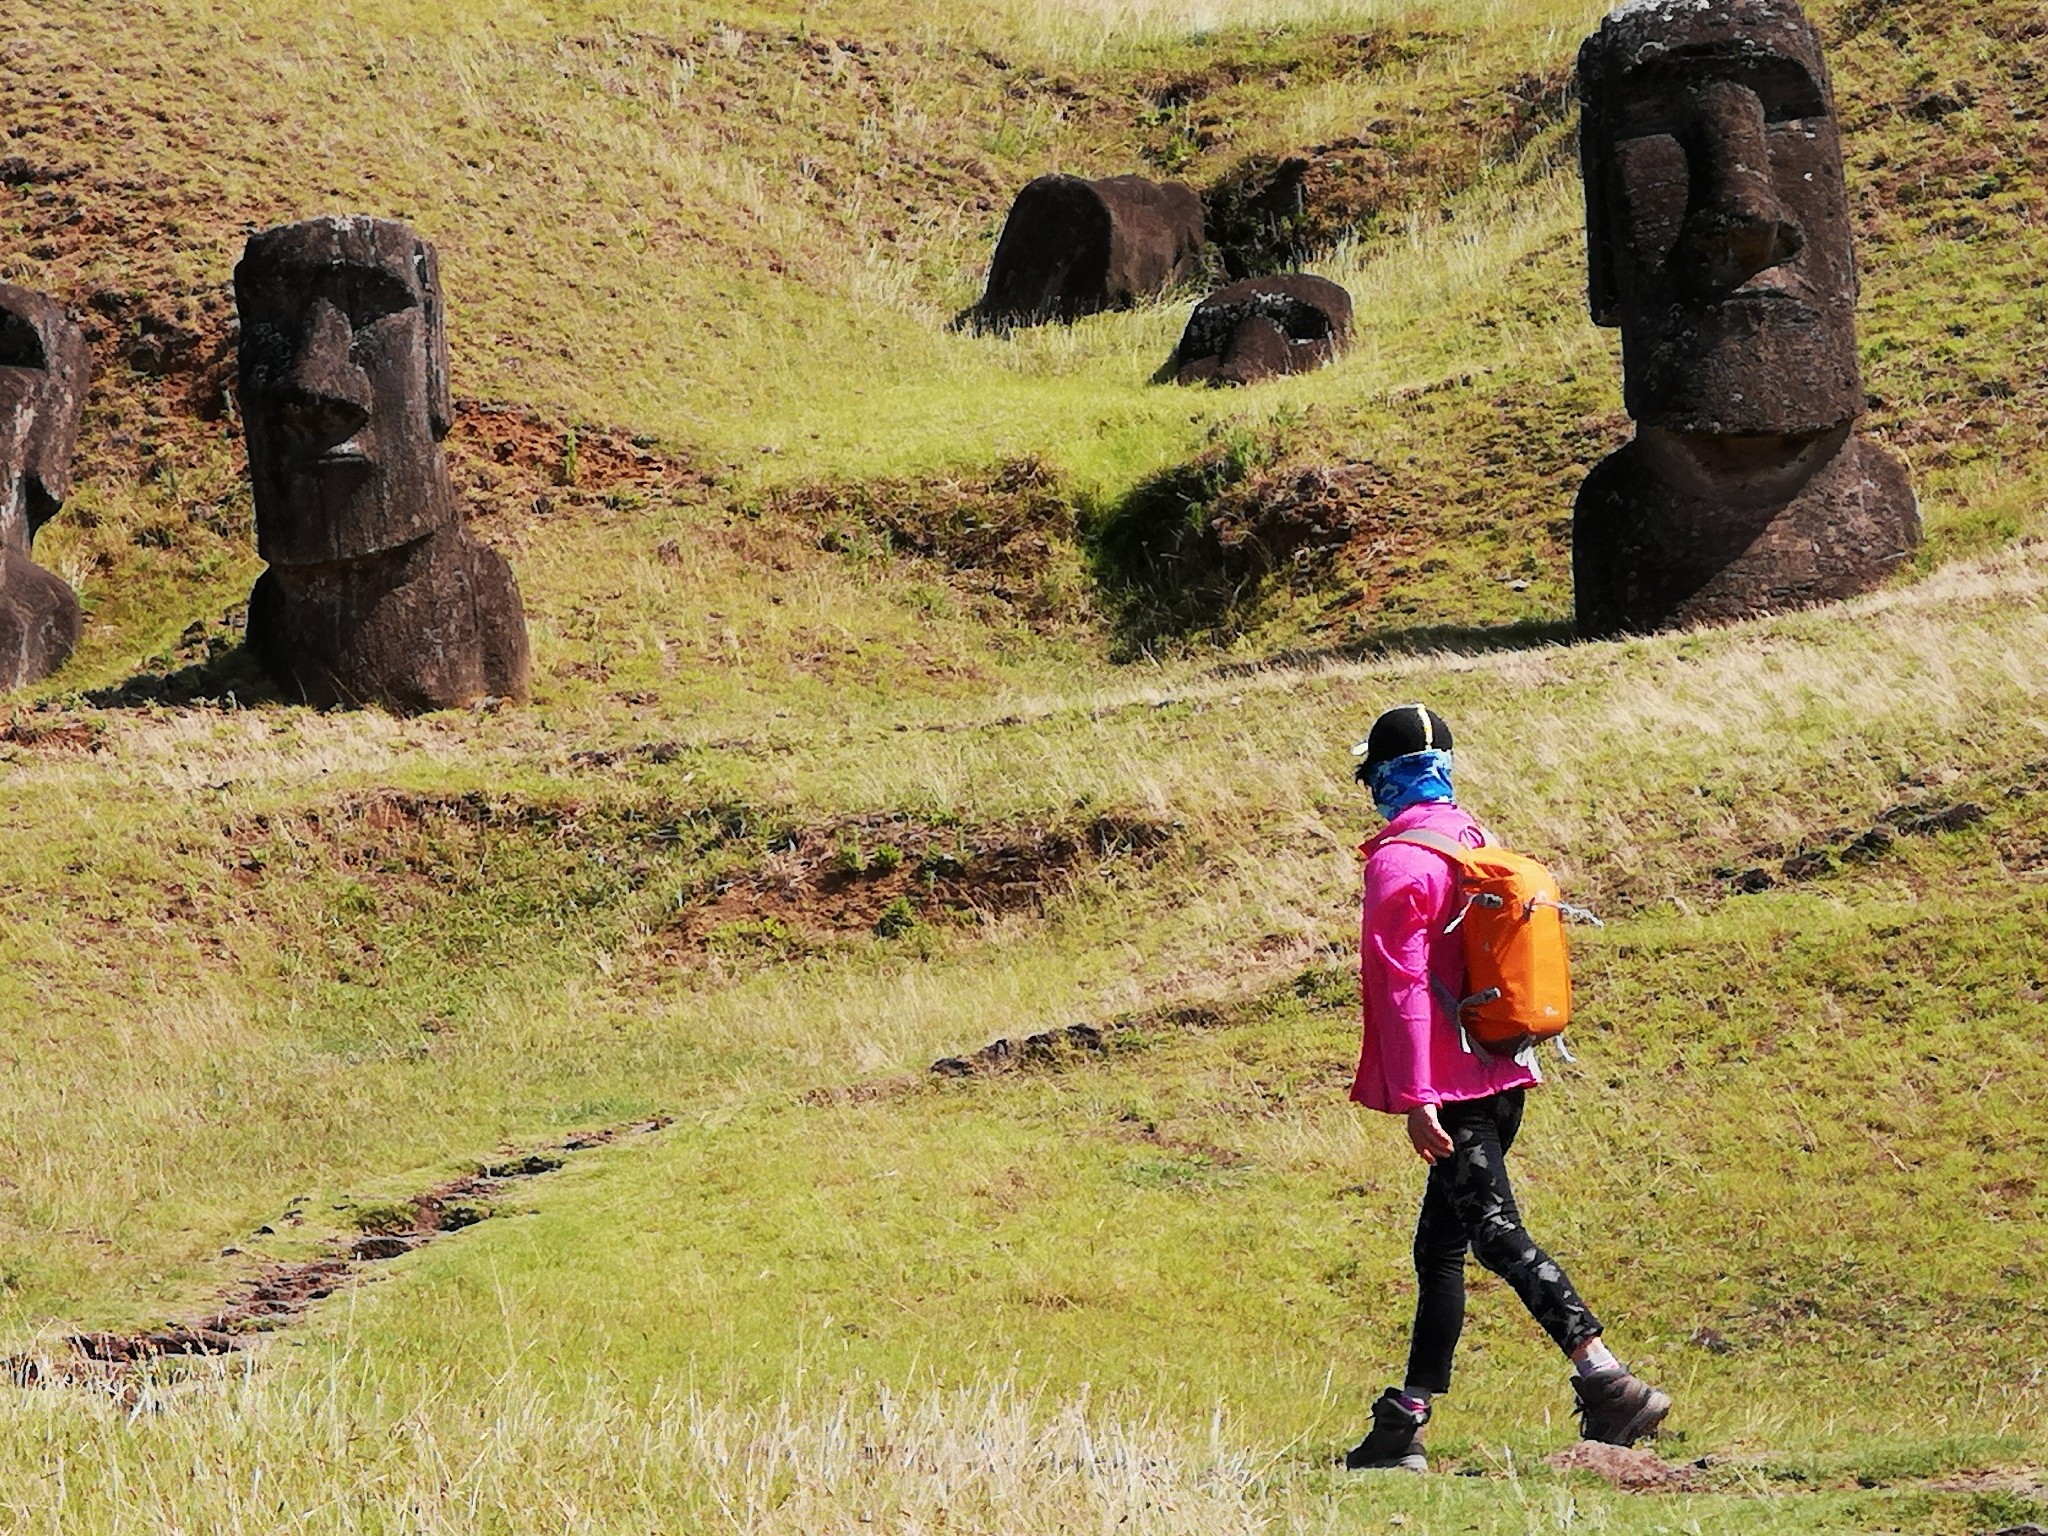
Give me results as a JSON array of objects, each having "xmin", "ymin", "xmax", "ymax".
[{"xmin": 1382, "ymin": 828, "xmax": 1475, "ymax": 865}]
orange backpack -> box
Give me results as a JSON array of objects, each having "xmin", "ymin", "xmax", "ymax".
[{"xmin": 1384, "ymin": 829, "xmax": 1601, "ymax": 1060}]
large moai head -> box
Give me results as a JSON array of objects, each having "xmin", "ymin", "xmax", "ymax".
[
  {"xmin": 235, "ymin": 216, "xmax": 457, "ymax": 566},
  {"xmin": 975, "ymin": 174, "xmax": 1206, "ymax": 328},
  {"xmin": 1578, "ymin": 0, "xmax": 1862, "ymax": 436},
  {"xmin": 0, "ymin": 283, "xmax": 89, "ymax": 556}
]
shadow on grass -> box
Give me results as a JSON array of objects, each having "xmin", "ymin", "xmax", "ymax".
[
  {"xmin": 1204, "ymin": 617, "xmax": 1576, "ymax": 678},
  {"xmin": 1086, "ymin": 431, "xmax": 1290, "ymax": 660},
  {"xmin": 82, "ymin": 645, "xmax": 283, "ymax": 709}
]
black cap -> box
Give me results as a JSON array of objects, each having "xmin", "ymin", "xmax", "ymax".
[{"xmin": 1352, "ymin": 704, "xmax": 1453, "ymax": 773}]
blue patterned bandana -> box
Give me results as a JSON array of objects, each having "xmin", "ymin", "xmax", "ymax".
[{"xmin": 1368, "ymin": 749, "xmax": 1456, "ymax": 820}]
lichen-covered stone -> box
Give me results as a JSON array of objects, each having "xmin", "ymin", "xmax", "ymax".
[
  {"xmin": 247, "ymin": 522, "xmax": 530, "ymax": 712},
  {"xmin": 1171, "ymin": 273, "xmax": 1350, "ymax": 386}
]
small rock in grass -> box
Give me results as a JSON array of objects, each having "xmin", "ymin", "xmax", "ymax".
[
  {"xmin": 1782, "ymin": 849, "xmax": 1833, "ymax": 881},
  {"xmin": 1904, "ymin": 802, "xmax": 1986, "ymax": 835}
]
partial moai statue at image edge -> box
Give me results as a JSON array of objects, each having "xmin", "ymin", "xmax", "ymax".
[
  {"xmin": 974, "ymin": 174, "xmax": 1206, "ymax": 328},
  {"xmin": 1573, "ymin": 0, "xmax": 1919, "ymax": 638},
  {"xmin": 1171, "ymin": 273, "xmax": 1353, "ymax": 386},
  {"xmin": 0, "ymin": 284, "xmax": 89, "ymax": 692},
  {"xmin": 236, "ymin": 216, "xmax": 530, "ymax": 711}
]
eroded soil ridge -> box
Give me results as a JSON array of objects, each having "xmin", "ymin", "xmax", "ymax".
[{"xmin": 9, "ymin": 1118, "xmax": 670, "ymax": 1389}]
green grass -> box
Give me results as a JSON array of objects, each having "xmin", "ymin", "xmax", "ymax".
[{"xmin": 1, "ymin": 0, "xmax": 2046, "ymax": 1527}]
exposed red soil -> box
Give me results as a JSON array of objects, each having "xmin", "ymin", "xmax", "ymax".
[
  {"xmin": 760, "ymin": 459, "xmax": 1086, "ymax": 628},
  {"xmin": 0, "ymin": 713, "xmax": 106, "ymax": 752},
  {"xmin": 442, "ymin": 401, "xmax": 714, "ymax": 535},
  {"xmin": 1545, "ymin": 1440, "xmax": 1710, "ymax": 1493},
  {"xmin": 668, "ymin": 813, "xmax": 1172, "ymax": 949},
  {"xmin": 8, "ymin": 1119, "xmax": 669, "ymax": 1390}
]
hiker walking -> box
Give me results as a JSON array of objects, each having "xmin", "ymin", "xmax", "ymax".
[{"xmin": 1343, "ymin": 704, "xmax": 1670, "ymax": 1471}]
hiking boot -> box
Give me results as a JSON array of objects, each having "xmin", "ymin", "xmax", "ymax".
[
  {"xmin": 1572, "ymin": 1368, "xmax": 1672, "ymax": 1447},
  {"xmin": 1343, "ymin": 1388, "xmax": 1429, "ymax": 1472}
]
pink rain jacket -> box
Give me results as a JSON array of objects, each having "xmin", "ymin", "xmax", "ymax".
[{"xmin": 1350, "ymin": 799, "xmax": 1542, "ymax": 1114}]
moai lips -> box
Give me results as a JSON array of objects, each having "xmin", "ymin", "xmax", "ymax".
[
  {"xmin": 975, "ymin": 175, "xmax": 1205, "ymax": 328},
  {"xmin": 0, "ymin": 283, "xmax": 89, "ymax": 692},
  {"xmin": 236, "ymin": 216, "xmax": 530, "ymax": 710},
  {"xmin": 1572, "ymin": 0, "xmax": 1919, "ymax": 637}
]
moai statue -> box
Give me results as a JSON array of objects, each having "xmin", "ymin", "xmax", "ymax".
[
  {"xmin": 236, "ymin": 216, "xmax": 530, "ymax": 711},
  {"xmin": 0, "ymin": 284, "xmax": 88, "ymax": 691},
  {"xmin": 1573, "ymin": 0, "xmax": 1918, "ymax": 638},
  {"xmin": 975, "ymin": 174, "xmax": 1206, "ymax": 328},
  {"xmin": 1171, "ymin": 273, "xmax": 1352, "ymax": 386}
]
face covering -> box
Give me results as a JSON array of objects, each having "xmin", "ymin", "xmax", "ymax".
[{"xmin": 1368, "ymin": 749, "xmax": 1456, "ymax": 820}]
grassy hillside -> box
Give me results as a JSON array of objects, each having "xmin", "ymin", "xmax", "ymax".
[{"xmin": 1, "ymin": 0, "xmax": 2045, "ymax": 1530}]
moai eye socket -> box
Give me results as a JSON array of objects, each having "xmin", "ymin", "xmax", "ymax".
[
  {"xmin": 336, "ymin": 267, "xmax": 418, "ymax": 331},
  {"xmin": 1610, "ymin": 55, "xmax": 1828, "ymax": 141},
  {"xmin": 0, "ymin": 308, "xmax": 49, "ymax": 370}
]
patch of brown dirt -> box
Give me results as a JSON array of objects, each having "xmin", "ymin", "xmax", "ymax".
[
  {"xmin": 234, "ymin": 790, "xmax": 754, "ymax": 883},
  {"xmin": 8, "ymin": 1119, "xmax": 669, "ymax": 1392},
  {"xmin": 670, "ymin": 813, "xmax": 1171, "ymax": 948},
  {"xmin": 760, "ymin": 460, "xmax": 1087, "ymax": 629},
  {"xmin": 1713, "ymin": 766, "xmax": 2043, "ymax": 897},
  {"xmin": 443, "ymin": 401, "xmax": 714, "ymax": 533},
  {"xmin": 1201, "ymin": 62, "xmax": 1573, "ymax": 276},
  {"xmin": 0, "ymin": 711, "xmax": 106, "ymax": 752},
  {"xmin": 1545, "ymin": 1441, "xmax": 1710, "ymax": 1492}
]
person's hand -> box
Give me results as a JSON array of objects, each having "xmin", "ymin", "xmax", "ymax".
[{"xmin": 1406, "ymin": 1103, "xmax": 1453, "ymax": 1164}]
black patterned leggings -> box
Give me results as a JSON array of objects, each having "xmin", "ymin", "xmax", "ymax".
[{"xmin": 1404, "ymin": 1089, "xmax": 1604, "ymax": 1394}]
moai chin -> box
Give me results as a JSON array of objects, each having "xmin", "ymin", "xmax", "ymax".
[
  {"xmin": 0, "ymin": 284, "xmax": 89, "ymax": 691},
  {"xmin": 1572, "ymin": 0, "xmax": 1919, "ymax": 638},
  {"xmin": 237, "ymin": 216, "xmax": 530, "ymax": 710}
]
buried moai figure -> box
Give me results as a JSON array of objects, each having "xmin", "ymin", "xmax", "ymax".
[
  {"xmin": 236, "ymin": 216, "xmax": 530, "ymax": 711},
  {"xmin": 974, "ymin": 174, "xmax": 1205, "ymax": 328},
  {"xmin": 0, "ymin": 284, "xmax": 89, "ymax": 691},
  {"xmin": 1170, "ymin": 273, "xmax": 1352, "ymax": 386},
  {"xmin": 1572, "ymin": 0, "xmax": 1918, "ymax": 638}
]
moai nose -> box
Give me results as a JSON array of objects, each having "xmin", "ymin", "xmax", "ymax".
[
  {"xmin": 1678, "ymin": 81, "xmax": 1804, "ymax": 295},
  {"xmin": 278, "ymin": 298, "xmax": 373, "ymax": 447}
]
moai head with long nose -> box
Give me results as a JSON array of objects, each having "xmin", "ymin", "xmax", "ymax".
[
  {"xmin": 235, "ymin": 216, "xmax": 457, "ymax": 566},
  {"xmin": 1578, "ymin": 0, "xmax": 1862, "ymax": 436},
  {"xmin": 0, "ymin": 283, "xmax": 89, "ymax": 559}
]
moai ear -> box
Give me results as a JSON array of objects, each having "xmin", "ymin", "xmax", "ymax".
[
  {"xmin": 415, "ymin": 238, "xmax": 454, "ymax": 440},
  {"xmin": 1576, "ymin": 41, "xmax": 1621, "ymax": 328},
  {"xmin": 8, "ymin": 294, "xmax": 89, "ymax": 530}
]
